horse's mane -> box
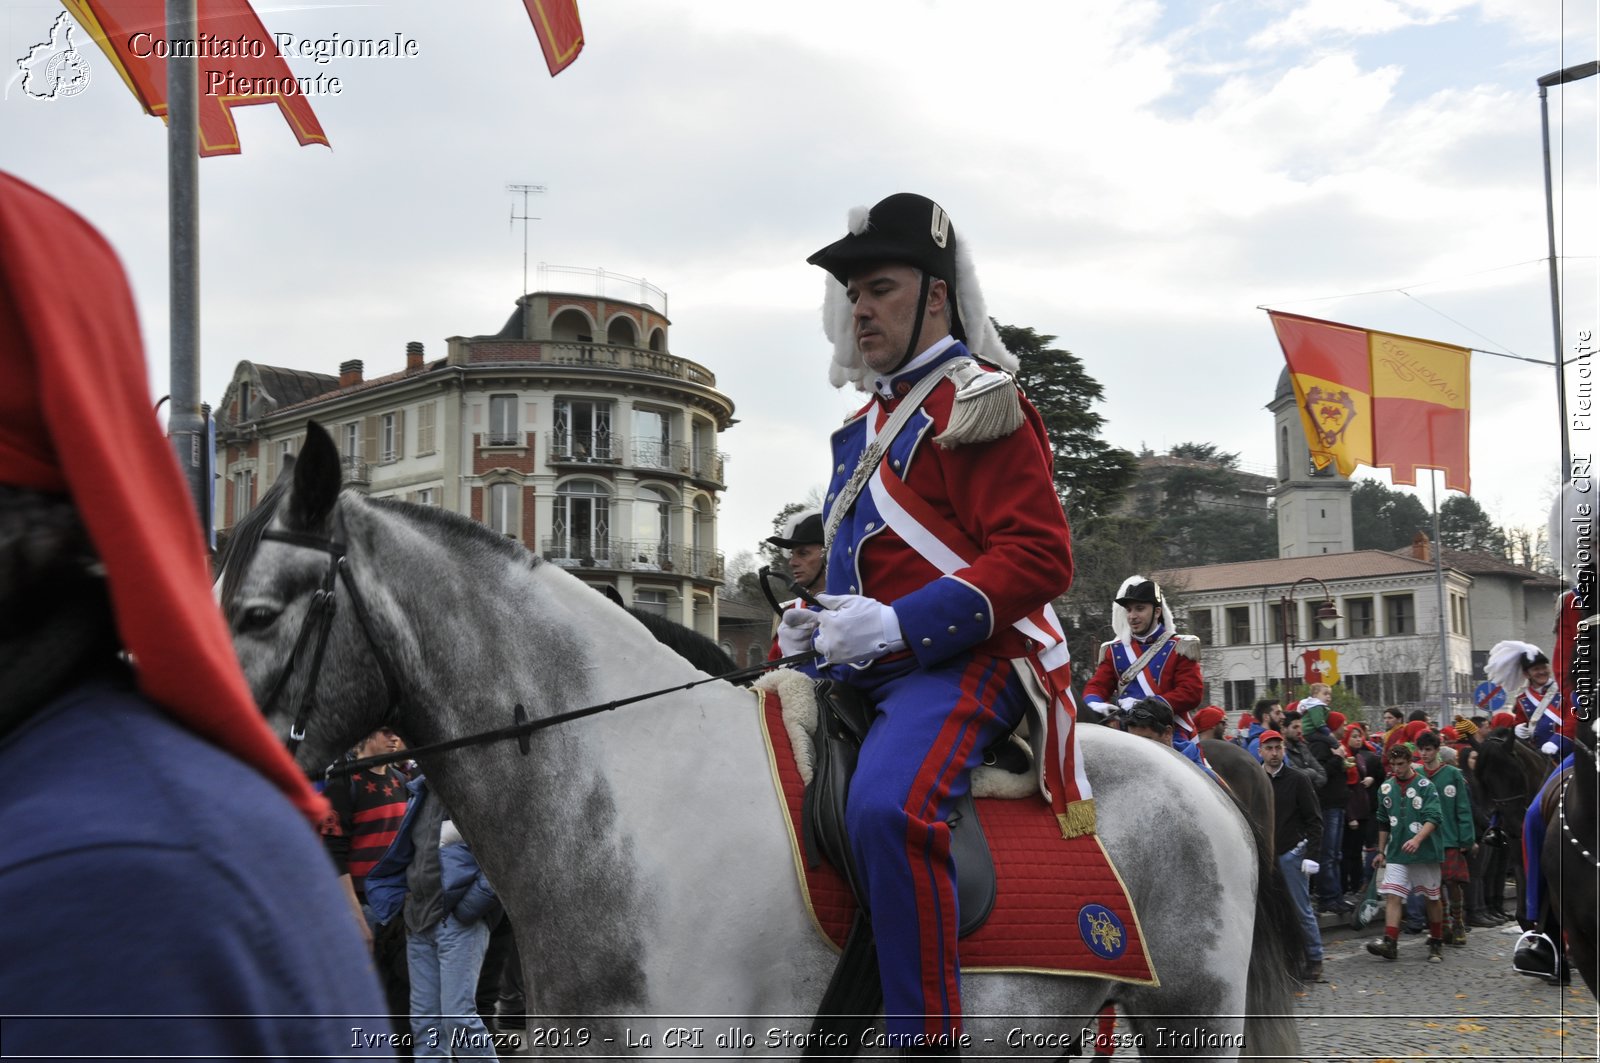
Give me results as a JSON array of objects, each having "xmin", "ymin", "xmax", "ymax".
[
  {"xmin": 216, "ymin": 473, "xmax": 539, "ymax": 620},
  {"xmin": 369, "ymin": 496, "xmax": 538, "ymax": 568},
  {"xmin": 217, "ymin": 473, "xmax": 291, "ymax": 619},
  {"xmin": 1476, "ymin": 729, "xmax": 1549, "ymax": 796}
]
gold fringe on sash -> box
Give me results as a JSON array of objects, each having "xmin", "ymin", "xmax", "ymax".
[{"xmin": 1057, "ymin": 798, "xmax": 1097, "ymax": 839}]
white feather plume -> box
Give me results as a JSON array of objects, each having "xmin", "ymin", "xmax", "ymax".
[
  {"xmin": 1110, "ymin": 574, "xmax": 1168, "ymax": 645},
  {"xmin": 1486, "ymin": 639, "xmax": 1541, "ymax": 699},
  {"xmin": 847, "ymin": 204, "xmax": 871, "ymax": 235}
]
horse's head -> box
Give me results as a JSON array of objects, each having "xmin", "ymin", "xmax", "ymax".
[{"xmin": 218, "ymin": 421, "xmax": 399, "ymax": 773}]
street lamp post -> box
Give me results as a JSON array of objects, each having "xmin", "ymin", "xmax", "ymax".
[
  {"xmin": 1538, "ymin": 60, "xmax": 1599, "ymax": 487},
  {"xmin": 1279, "ymin": 575, "xmax": 1342, "ymax": 697}
]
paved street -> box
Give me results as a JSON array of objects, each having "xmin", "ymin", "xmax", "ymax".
[{"xmin": 1288, "ymin": 918, "xmax": 1598, "ymax": 1062}]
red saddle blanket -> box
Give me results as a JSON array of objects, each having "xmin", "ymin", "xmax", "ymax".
[{"xmin": 756, "ymin": 687, "xmax": 1157, "ymax": 984}]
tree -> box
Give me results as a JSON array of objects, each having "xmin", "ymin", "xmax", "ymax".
[
  {"xmin": 1168, "ymin": 442, "xmax": 1240, "ymax": 467},
  {"xmin": 999, "ymin": 322, "xmax": 1138, "ymax": 525},
  {"xmin": 1119, "ymin": 441, "xmax": 1278, "ymax": 566},
  {"xmin": 1351, "ymin": 480, "xmax": 1431, "ymax": 551},
  {"xmin": 1439, "ymin": 495, "xmax": 1508, "ymax": 557}
]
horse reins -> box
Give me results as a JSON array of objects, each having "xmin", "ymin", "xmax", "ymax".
[
  {"xmin": 251, "ymin": 520, "xmax": 818, "ymax": 776},
  {"xmin": 323, "ymin": 648, "xmax": 820, "ymax": 780},
  {"xmin": 256, "ymin": 524, "xmax": 406, "ymax": 755}
]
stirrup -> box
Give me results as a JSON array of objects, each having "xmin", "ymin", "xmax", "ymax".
[{"xmin": 1511, "ymin": 931, "xmax": 1557, "ymax": 978}]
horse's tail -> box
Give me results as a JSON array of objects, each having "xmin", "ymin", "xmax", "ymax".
[{"xmin": 1243, "ymin": 830, "xmax": 1303, "ymax": 1057}]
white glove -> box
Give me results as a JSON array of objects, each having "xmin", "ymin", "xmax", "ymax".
[
  {"xmin": 1514, "ymin": 722, "xmax": 1533, "ymax": 740},
  {"xmin": 1301, "ymin": 859, "xmax": 1320, "ymax": 877},
  {"xmin": 1118, "ymin": 697, "xmax": 1140, "ymax": 712},
  {"xmin": 813, "ymin": 593, "xmax": 906, "ymax": 665},
  {"xmin": 1084, "ymin": 699, "xmax": 1112, "ymax": 716},
  {"xmin": 776, "ymin": 608, "xmax": 821, "ymax": 657},
  {"xmin": 1540, "ymin": 741, "xmax": 1560, "ymax": 755}
]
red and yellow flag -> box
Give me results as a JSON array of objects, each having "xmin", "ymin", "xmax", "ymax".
[
  {"xmin": 1268, "ymin": 310, "xmax": 1471, "ymax": 492},
  {"xmin": 60, "ymin": 0, "xmax": 328, "ymax": 157},
  {"xmin": 1301, "ymin": 648, "xmax": 1340, "ymax": 685},
  {"xmin": 522, "ymin": 0, "xmax": 584, "ymax": 76}
]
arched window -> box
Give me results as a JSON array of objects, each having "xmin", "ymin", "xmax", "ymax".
[
  {"xmin": 606, "ymin": 316, "xmax": 638, "ymax": 347},
  {"xmin": 551, "ymin": 308, "xmax": 593, "ymax": 343},
  {"xmin": 648, "ymin": 328, "xmax": 666, "ymax": 352},
  {"xmin": 554, "ymin": 479, "xmax": 610, "ymax": 562}
]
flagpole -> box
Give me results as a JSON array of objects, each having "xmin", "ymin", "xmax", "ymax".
[
  {"xmin": 1429, "ymin": 470, "xmax": 1452, "ymax": 728},
  {"xmin": 167, "ymin": 0, "xmax": 207, "ymax": 540}
]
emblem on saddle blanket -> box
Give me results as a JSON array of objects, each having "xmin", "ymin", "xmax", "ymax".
[{"xmin": 753, "ymin": 672, "xmax": 1157, "ymax": 984}]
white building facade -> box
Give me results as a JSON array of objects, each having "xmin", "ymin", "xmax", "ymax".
[{"xmin": 214, "ymin": 269, "xmax": 737, "ymax": 636}]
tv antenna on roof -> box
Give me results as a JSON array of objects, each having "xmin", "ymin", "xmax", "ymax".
[{"xmin": 508, "ymin": 183, "xmax": 547, "ymax": 305}]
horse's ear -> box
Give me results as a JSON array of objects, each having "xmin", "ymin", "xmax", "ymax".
[{"xmin": 289, "ymin": 420, "xmax": 342, "ymax": 531}]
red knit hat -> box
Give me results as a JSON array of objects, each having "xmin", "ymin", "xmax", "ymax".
[
  {"xmin": 1490, "ymin": 711, "xmax": 1517, "ymax": 730},
  {"xmin": 1441, "ymin": 725, "xmax": 1460, "ymax": 741},
  {"xmin": 1237, "ymin": 712, "xmax": 1252, "ymax": 731},
  {"xmin": 1192, "ymin": 706, "xmax": 1226, "ymax": 733},
  {"xmin": 1404, "ymin": 719, "xmax": 1430, "ymax": 741},
  {"xmin": 0, "ymin": 171, "xmax": 326, "ymax": 827},
  {"xmin": 1327, "ymin": 710, "xmax": 1346, "ymax": 733}
]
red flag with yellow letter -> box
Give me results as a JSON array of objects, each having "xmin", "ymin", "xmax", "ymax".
[
  {"xmin": 522, "ymin": 0, "xmax": 584, "ymax": 76},
  {"xmin": 59, "ymin": 0, "xmax": 328, "ymax": 157},
  {"xmin": 1268, "ymin": 310, "xmax": 1471, "ymax": 492}
]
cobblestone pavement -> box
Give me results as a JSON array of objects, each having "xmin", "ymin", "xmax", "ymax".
[{"xmin": 1287, "ymin": 918, "xmax": 1598, "ymax": 1062}]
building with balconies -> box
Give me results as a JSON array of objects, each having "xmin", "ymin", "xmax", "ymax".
[{"xmin": 213, "ymin": 267, "xmax": 737, "ymax": 637}]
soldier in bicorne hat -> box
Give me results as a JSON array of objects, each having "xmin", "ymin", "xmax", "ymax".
[
  {"xmin": 1081, "ymin": 575, "xmax": 1203, "ymax": 739},
  {"xmin": 776, "ymin": 192, "xmax": 1080, "ymax": 1045}
]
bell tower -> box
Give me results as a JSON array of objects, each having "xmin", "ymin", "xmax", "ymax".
[{"xmin": 1270, "ymin": 369, "xmax": 1354, "ymax": 557}]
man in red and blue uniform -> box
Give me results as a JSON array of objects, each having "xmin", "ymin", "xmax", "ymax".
[
  {"xmin": 1081, "ymin": 577, "xmax": 1203, "ymax": 739},
  {"xmin": 780, "ymin": 193, "xmax": 1079, "ymax": 1046}
]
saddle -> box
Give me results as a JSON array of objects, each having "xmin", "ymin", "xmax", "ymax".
[
  {"xmin": 802, "ymin": 678, "xmax": 1017, "ymax": 937},
  {"xmin": 797, "ymin": 677, "xmax": 1029, "ymax": 1055}
]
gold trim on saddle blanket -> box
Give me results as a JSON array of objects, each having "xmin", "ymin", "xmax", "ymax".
[{"xmin": 754, "ymin": 686, "xmax": 1159, "ymax": 984}]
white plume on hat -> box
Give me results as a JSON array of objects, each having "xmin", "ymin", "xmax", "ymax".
[
  {"xmin": 820, "ymin": 202, "xmax": 1016, "ymax": 390},
  {"xmin": 1486, "ymin": 639, "xmax": 1543, "ymax": 699},
  {"xmin": 1549, "ymin": 479, "xmax": 1591, "ymax": 585}
]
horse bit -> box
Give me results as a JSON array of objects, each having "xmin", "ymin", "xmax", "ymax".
[{"xmin": 255, "ymin": 523, "xmax": 405, "ymax": 756}]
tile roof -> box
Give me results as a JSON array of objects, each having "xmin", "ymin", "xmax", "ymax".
[
  {"xmin": 270, "ymin": 359, "xmax": 448, "ymax": 416},
  {"xmin": 1158, "ymin": 549, "xmax": 1448, "ymax": 593},
  {"xmin": 256, "ymin": 364, "xmax": 338, "ymax": 410}
]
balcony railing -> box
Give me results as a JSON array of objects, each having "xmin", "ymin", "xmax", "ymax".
[
  {"xmin": 539, "ymin": 537, "xmax": 724, "ymax": 582},
  {"xmin": 545, "ymin": 434, "xmax": 726, "ymax": 483},
  {"xmin": 538, "ymin": 342, "xmax": 717, "ymax": 388}
]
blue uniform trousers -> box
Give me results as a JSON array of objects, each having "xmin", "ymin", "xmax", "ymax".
[{"xmin": 836, "ymin": 651, "xmax": 1030, "ymax": 1040}]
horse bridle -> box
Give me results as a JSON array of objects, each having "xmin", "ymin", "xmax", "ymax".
[
  {"xmin": 251, "ymin": 519, "xmax": 819, "ymax": 776},
  {"xmin": 255, "ymin": 524, "xmax": 405, "ymax": 756}
]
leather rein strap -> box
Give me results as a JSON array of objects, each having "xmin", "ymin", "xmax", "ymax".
[{"xmin": 257, "ymin": 526, "xmax": 405, "ymax": 755}]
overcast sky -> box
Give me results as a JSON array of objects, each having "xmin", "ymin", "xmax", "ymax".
[{"xmin": 4, "ymin": 0, "xmax": 1595, "ymax": 562}]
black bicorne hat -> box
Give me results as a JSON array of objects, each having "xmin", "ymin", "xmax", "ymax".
[
  {"xmin": 806, "ymin": 192, "xmax": 959, "ymax": 288},
  {"xmin": 1114, "ymin": 580, "xmax": 1161, "ymax": 608},
  {"xmin": 766, "ymin": 509, "xmax": 823, "ymax": 549}
]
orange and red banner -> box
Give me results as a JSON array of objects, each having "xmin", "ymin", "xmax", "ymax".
[
  {"xmin": 522, "ymin": 0, "xmax": 584, "ymax": 76},
  {"xmin": 1268, "ymin": 310, "xmax": 1471, "ymax": 492},
  {"xmin": 61, "ymin": 0, "xmax": 328, "ymax": 156}
]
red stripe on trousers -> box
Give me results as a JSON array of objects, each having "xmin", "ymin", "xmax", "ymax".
[{"xmin": 902, "ymin": 656, "xmax": 1010, "ymax": 1034}]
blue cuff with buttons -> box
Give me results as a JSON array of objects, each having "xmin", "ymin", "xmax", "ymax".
[{"xmin": 892, "ymin": 577, "xmax": 994, "ymax": 667}]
